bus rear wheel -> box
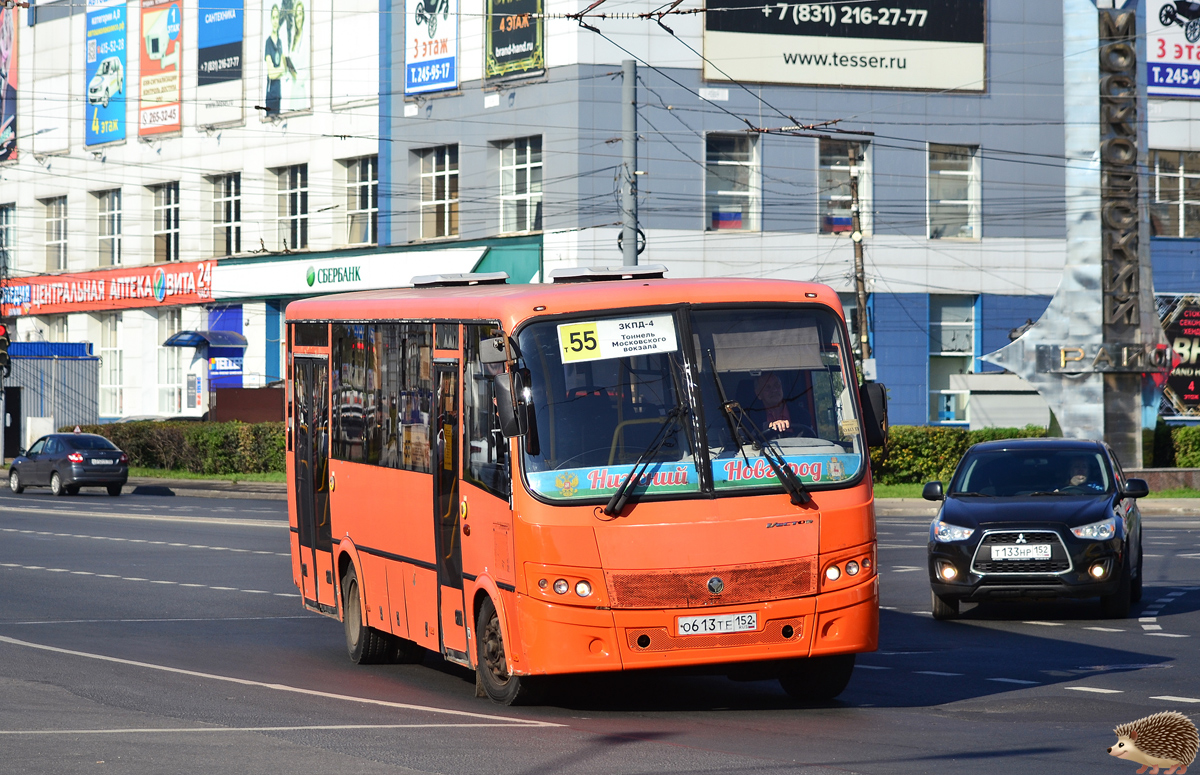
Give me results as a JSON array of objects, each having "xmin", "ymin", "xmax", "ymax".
[
  {"xmin": 778, "ymin": 654, "xmax": 856, "ymax": 701},
  {"xmin": 475, "ymin": 597, "xmax": 541, "ymax": 705},
  {"xmin": 341, "ymin": 565, "xmax": 394, "ymax": 664}
]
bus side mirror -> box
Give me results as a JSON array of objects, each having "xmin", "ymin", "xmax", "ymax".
[
  {"xmin": 859, "ymin": 382, "xmax": 888, "ymax": 449},
  {"xmin": 494, "ymin": 369, "xmax": 529, "ymax": 438},
  {"xmin": 479, "ymin": 336, "xmax": 513, "ymax": 365}
]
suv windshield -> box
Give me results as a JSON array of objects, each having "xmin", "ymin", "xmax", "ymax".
[
  {"xmin": 949, "ymin": 448, "xmax": 1112, "ymax": 496},
  {"xmin": 516, "ymin": 305, "xmax": 862, "ymax": 503}
]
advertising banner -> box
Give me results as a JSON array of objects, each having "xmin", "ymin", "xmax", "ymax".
[
  {"xmin": 138, "ymin": 0, "xmax": 182, "ymax": 136},
  {"xmin": 0, "ymin": 261, "xmax": 216, "ymax": 317},
  {"xmin": 85, "ymin": 0, "xmax": 128, "ymax": 146},
  {"xmin": 1159, "ymin": 294, "xmax": 1200, "ymax": 416},
  {"xmin": 0, "ymin": 7, "xmax": 18, "ymax": 161},
  {"xmin": 197, "ymin": 0, "xmax": 243, "ymax": 125},
  {"xmin": 702, "ymin": 0, "xmax": 985, "ymax": 91},
  {"xmin": 485, "ymin": 0, "xmax": 542, "ymax": 81},
  {"xmin": 404, "ymin": 0, "xmax": 457, "ymax": 94},
  {"xmin": 261, "ymin": 0, "xmax": 310, "ymax": 114},
  {"xmin": 1149, "ymin": 2, "xmax": 1200, "ymax": 98}
]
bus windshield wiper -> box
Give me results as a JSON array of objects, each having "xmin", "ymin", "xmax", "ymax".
[
  {"xmin": 706, "ymin": 351, "xmax": 811, "ymax": 507},
  {"xmin": 603, "ymin": 406, "xmax": 685, "ymax": 517}
]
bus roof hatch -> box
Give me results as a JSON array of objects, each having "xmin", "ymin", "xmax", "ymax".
[
  {"xmin": 550, "ymin": 265, "xmax": 667, "ymax": 283},
  {"xmin": 411, "ymin": 272, "xmax": 510, "ymax": 288}
]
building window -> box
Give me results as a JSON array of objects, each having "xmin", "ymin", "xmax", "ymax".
[
  {"xmin": 158, "ymin": 309, "xmax": 183, "ymax": 413},
  {"xmin": 499, "ymin": 137, "xmax": 542, "ymax": 233},
  {"xmin": 43, "ymin": 196, "xmax": 68, "ymax": 271},
  {"xmin": 346, "ymin": 156, "xmax": 378, "ymax": 245},
  {"xmin": 419, "ymin": 146, "xmax": 458, "ymax": 239},
  {"xmin": 706, "ymin": 134, "xmax": 759, "ymax": 231},
  {"xmin": 100, "ymin": 313, "xmax": 124, "ymax": 416},
  {"xmin": 819, "ymin": 140, "xmax": 869, "ymax": 234},
  {"xmin": 212, "ymin": 173, "xmax": 242, "ymax": 257},
  {"xmin": 1150, "ymin": 150, "xmax": 1200, "ymax": 238},
  {"xmin": 97, "ymin": 189, "xmax": 122, "ymax": 266},
  {"xmin": 41, "ymin": 315, "xmax": 68, "ymax": 342},
  {"xmin": 152, "ymin": 182, "xmax": 181, "ymax": 262},
  {"xmin": 929, "ymin": 295, "xmax": 975, "ymax": 424},
  {"xmin": 0, "ymin": 203, "xmax": 12, "ymax": 274},
  {"xmin": 928, "ymin": 144, "xmax": 980, "ymax": 239},
  {"xmin": 276, "ymin": 164, "xmax": 308, "ymax": 250}
]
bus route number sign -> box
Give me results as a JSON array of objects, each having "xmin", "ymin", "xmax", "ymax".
[{"xmin": 557, "ymin": 314, "xmax": 678, "ymax": 364}]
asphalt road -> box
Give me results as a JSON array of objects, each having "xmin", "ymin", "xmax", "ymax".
[{"xmin": 1, "ymin": 488, "xmax": 1198, "ymax": 775}]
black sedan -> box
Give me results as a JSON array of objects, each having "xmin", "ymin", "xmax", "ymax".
[
  {"xmin": 8, "ymin": 433, "xmax": 129, "ymax": 497},
  {"xmin": 923, "ymin": 439, "xmax": 1146, "ymax": 620}
]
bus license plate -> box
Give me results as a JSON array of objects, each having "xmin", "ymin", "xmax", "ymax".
[
  {"xmin": 677, "ymin": 612, "xmax": 757, "ymax": 636},
  {"xmin": 990, "ymin": 544, "xmax": 1051, "ymax": 561}
]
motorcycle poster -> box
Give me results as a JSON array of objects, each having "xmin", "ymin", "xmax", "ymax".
[
  {"xmin": 1150, "ymin": 1, "xmax": 1200, "ymax": 98},
  {"xmin": 405, "ymin": 0, "xmax": 457, "ymax": 94}
]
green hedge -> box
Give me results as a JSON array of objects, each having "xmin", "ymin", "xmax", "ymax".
[
  {"xmin": 63, "ymin": 422, "xmax": 285, "ymax": 475},
  {"xmin": 869, "ymin": 425, "xmax": 1048, "ymax": 485}
]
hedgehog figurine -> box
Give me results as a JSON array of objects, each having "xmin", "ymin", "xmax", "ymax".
[{"xmin": 1108, "ymin": 711, "xmax": 1199, "ymax": 774}]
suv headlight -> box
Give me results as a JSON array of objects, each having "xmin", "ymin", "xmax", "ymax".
[
  {"xmin": 931, "ymin": 520, "xmax": 975, "ymax": 543},
  {"xmin": 1071, "ymin": 516, "xmax": 1117, "ymax": 541}
]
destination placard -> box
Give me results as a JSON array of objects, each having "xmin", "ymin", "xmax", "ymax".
[{"xmin": 557, "ymin": 314, "xmax": 678, "ymax": 364}]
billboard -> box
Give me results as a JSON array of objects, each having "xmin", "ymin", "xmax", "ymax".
[
  {"xmin": 262, "ymin": 0, "xmax": 310, "ymax": 114},
  {"xmin": 0, "ymin": 7, "xmax": 17, "ymax": 161},
  {"xmin": 485, "ymin": 0, "xmax": 543, "ymax": 81},
  {"xmin": 197, "ymin": 0, "xmax": 243, "ymax": 125},
  {"xmin": 139, "ymin": 0, "xmax": 182, "ymax": 136},
  {"xmin": 404, "ymin": 0, "xmax": 457, "ymax": 94},
  {"xmin": 85, "ymin": 0, "xmax": 128, "ymax": 146},
  {"xmin": 1149, "ymin": 2, "xmax": 1200, "ymax": 98},
  {"xmin": 1159, "ymin": 294, "xmax": 1200, "ymax": 417},
  {"xmin": 702, "ymin": 0, "xmax": 985, "ymax": 91}
]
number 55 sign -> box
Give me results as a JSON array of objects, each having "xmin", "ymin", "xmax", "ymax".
[{"xmin": 557, "ymin": 315, "xmax": 678, "ymax": 364}]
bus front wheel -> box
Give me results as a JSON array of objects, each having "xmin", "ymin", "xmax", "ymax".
[
  {"xmin": 778, "ymin": 654, "xmax": 856, "ymax": 701},
  {"xmin": 475, "ymin": 597, "xmax": 541, "ymax": 705},
  {"xmin": 341, "ymin": 565, "xmax": 393, "ymax": 664}
]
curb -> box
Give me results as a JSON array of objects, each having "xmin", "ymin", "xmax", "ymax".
[
  {"xmin": 3, "ymin": 470, "xmax": 287, "ymax": 501},
  {"xmin": 874, "ymin": 497, "xmax": 1199, "ymax": 519}
]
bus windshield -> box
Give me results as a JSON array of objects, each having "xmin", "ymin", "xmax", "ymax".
[{"xmin": 517, "ymin": 305, "xmax": 862, "ymax": 503}]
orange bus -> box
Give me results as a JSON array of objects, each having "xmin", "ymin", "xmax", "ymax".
[{"xmin": 284, "ymin": 267, "xmax": 888, "ymax": 704}]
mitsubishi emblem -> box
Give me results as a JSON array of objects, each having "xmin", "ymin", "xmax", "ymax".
[
  {"xmin": 1015, "ymin": 533, "xmax": 1027, "ymax": 544},
  {"xmin": 707, "ymin": 576, "xmax": 725, "ymax": 595}
]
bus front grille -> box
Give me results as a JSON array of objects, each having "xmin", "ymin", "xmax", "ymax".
[
  {"xmin": 626, "ymin": 617, "xmax": 805, "ymax": 652},
  {"xmin": 604, "ymin": 558, "xmax": 816, "ymax": 609}
]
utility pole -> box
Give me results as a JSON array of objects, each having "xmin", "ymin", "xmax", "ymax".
[
  {"xmin": 848, "ymin": 145, "xmax": 871, "ymax": 370},
  {"xmin": 621, "ymin": 59, "xmax": 638, "ymax": 266}
]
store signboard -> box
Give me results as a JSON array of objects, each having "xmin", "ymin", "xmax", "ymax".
[
  {"xmin": 404, "ymin": 0, "xmax": 457, "ymax": 94},
  {"xmin": 197, "ymin": 0, "xmax": 243, "ymax": 125},
  {"xmin": 703, "ymin": 0, "xmax": 985, "ymax": 91},
  {"xmin": 0, "ymin": 6, "xmax": 18, "ymax": 161},
  {"xmin": 0, "ymin": 260, "xmax": 217, "ymax": 317},
  {"xmin": 1149, "ymin": 2, "xmax": 1200, "ymax": 98},
  {"xmin": 85, "ymin": 0, "xmax": 128, "ymax": 146},
  {"xmin": 138, "ymin": 0, "xmax": 182, "ymax": 136},
  {"xmin": 1159, "ymin": 294, "xmax": 1200, "ymax": 416},
  {"xmin": 485, "ymin": 0, "xmax": 543, "ymax": 81},
  {"xmin": 210, "ymin": 249, "xmax": 485, "ymax": 299}
]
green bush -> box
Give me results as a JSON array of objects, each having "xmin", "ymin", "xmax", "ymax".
[
  {"xmin": 870, "ymin": 424, "xmax": 1047, "ymax": 485},
  {"xmin": 62, "ymin": 422, "xmax": 285, "ymax": 474},
  {"xmin": 1171, "ymin": 425, "xmax": 1200, "ymax": 468}
]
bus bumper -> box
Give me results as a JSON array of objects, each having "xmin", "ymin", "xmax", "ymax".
[{"xmin": 513, "ymin": 576, "xmax": 877, "ymax": 675}]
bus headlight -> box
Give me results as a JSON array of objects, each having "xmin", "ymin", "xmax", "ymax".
[
  {"xmin": 575, "ymin": 580, "xmax": 592, "ymax": 597},
  {"xmin": 553, "ymin": 579, "xmax": 569, "ymax": 595},
  {"xmin": 826, "ymin": 565, "xmax": 841, "ymax": 581}
]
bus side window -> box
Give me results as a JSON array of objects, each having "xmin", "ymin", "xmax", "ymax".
[{"xmin": 464, "ymin": 323, "xmax": 511, "ymax": 498}]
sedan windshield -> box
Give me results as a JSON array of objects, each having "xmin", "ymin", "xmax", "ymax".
[
  {"xmin": 950, "ymin": 449, "xmax": 1112, "ymax": 496},
  {"xmin": 517, "ymin": 305, "xmax": 862, "ymax": 503}
]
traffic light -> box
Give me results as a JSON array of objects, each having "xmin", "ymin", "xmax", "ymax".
[{"xmin": 0, "ymin": 322, "xmax": 9, "ymax": 377}]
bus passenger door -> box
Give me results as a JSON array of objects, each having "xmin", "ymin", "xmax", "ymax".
[
  {"xmin": 294, "ymin": 355, "xmax": 334, "ymax": 611},
  {"xmin": 433, "ymin": 360, "xmax": 468, "ymax": 659}
]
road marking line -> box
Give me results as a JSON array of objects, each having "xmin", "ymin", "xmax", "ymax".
[
  {"xmin": 1179, "ymin": 553, "xmax": 1200, "ymax": 559},
  {"xmin": 1139, "ymin": 617, "xmax": 1158, "ymax": 623},
  {"xmin": 210, "ymin": 587, "xmax": 236, "ymax": 591},
  {"xmin": 0, "ymin": 723, "xmax": 543, "ymax": 736},
  {"xmin": 1147, "ymin": 633, "xmax": 1190, "ymax": 638},
  {"xmin": 150, "ymin": 581, "xmax": 176, "ymax": 585},
  {"xmin": 1022, "ymin": 621, "xmax": 1063, "ymax": 626},
  {"xmin": 1150, "ymin": 695, "xmax": 1200, "ymax": 703},
  {"xmin": 1154, "ymin": 598, "xmax": 1174, "ymax": 603},
  {"xmin": 10, "ymin": 616, "xmax": 313, "ymax": 625},
  {"xmin": 1167, "ymin": 592, "xmax": 1185, "ymax": 597},
  {"xmin": 1142, "ymin": 625, "xmax": 1163, "ymax": 631},
  {"xmin": 1065, "ymin": 687, "xmax": 1123, "ymax": 694},
  {"xmin": 880, "ymin": 606, "xmax": 897, "ymax": 610},
  {"xmin": 1084, "ymin": 627, "xmax": 1125, "ymax": 632},
  {"xmin": 891, "ymin": 566, "xmax": 923, "ymax": 573},
  {"xmin": 0, "ymin": 506, "xmax": 285, "ymax": 529},
  {"xmin": 914, "ymin": 671, "xmax": 963, "ymax": 676},
  {"xmin": 0, "ymin": 635, "xmax": 560, "ymax": 726},
  {"xmin": 70, "ymin": 572, "xmax": 94, "ymax": 576},
  {"xmin": 987, "ymin": 678, "xmax": 1040, "ymax": 685},
  {"xmin": 241, "ymin": 590, "xmax": 269, "ymax": 594},
  {"xmin": 45, "ymin": 569, "xmax": 68, "ymax": 573},
  {"xmin": 856, "ymin": 665, "xmax": 891, "ymax": 670}
]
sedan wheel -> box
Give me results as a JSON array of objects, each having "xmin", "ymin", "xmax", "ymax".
[
  {"xmin": 50, "ymin": 472, "xmax": 67, "ymax": 497},
  {"xmin": 8, "ymin": 470, "xmax": 24, "ymax": 494}
]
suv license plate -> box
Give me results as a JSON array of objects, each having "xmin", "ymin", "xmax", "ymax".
[
  {"xmin": 677, "ymin": 612, "xmax": 757, "ymax": 636},
  {"xmin": 990, "ymin": 544, "xmax": 1051, "ymax": 561}
]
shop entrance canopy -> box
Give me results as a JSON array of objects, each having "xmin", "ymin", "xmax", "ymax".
[{"xmin": 162, "ymin": 330, "xmax": 249, "ymax": 348}]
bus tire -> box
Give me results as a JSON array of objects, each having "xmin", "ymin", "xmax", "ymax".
[
  {"xmin": 388, "ymin": 636, "xmax": 426, "ymax": 664},
  {"xmin": 341, "ymin": 565, "xmax": 392, "ymax": 664},
  {"xmin": 475, "ymin": 596, "xmax": 541, "ymax": 705},
  {"xmin": 778, "ymin": 653, "xmax": 856, "ymax": 701}
]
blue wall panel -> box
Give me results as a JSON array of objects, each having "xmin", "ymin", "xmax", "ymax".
[
  {"xmin": 978, "ymin": 294, "xmax": 1052, "ymax": 372},
  {"xmin": 1151, "ymin": 238, "xmax": 1200, "ymax": 293},
  {"xmin": 873, "ymin": 293, "xmax": 929, "ymax": 426}
]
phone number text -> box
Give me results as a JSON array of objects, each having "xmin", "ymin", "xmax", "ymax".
[{"xmin": 760, "ymin": 4, "xmax": 928, "ymax": 27}]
